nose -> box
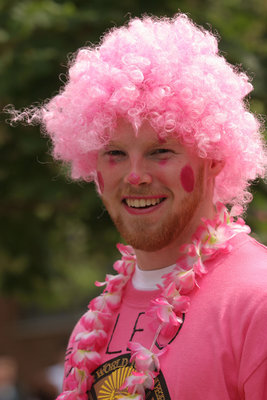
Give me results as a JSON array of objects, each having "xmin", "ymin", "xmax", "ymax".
[{"xmin": 123, "ymin": 158, "xmax": 152, "ymax": 186}]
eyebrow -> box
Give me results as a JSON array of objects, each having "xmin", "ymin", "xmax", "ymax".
[{"xmin": 106, "ymin": 137, "xmax": 169, "ymax": 148}]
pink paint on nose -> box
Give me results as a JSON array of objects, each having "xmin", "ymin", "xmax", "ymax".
[
  {"xmin": 97, "ymin": 171, "xmax": 104, "ymax": 193},
  {"xmin": 180, "ymin": 165, "xmax": 195, "ymax": 193},
  {"xmin": 128, "ymin": 173, "xmax": 140, "ymax": 185}
]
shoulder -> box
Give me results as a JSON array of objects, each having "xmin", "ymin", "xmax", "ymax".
[
  {"xmin": 231, "ymin": 234, "xmax": 267, "ymax": 281},
  {"xmin": 198, "ymin": 234, "xmax": 267, "ymax": 332},
  {"xmin": 215, "ymin": 233, "xmax": 267, "ymax": 279},
  {"xmin": 246, "ymin": 234, "xmax": 267, "ymax": 257},
  {"xmin": 231, "ymin": 232, "xmax": 267, "ymax": 258},
  {"xmin": 202, "ymin": 233, "xmax": 267, "ymax": 303}
]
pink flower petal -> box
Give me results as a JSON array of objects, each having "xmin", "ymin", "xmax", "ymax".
[
  {"xmin": 95, "ymin": 273, "xmax": 128, "ymax": 293},
  {"xmin": 128, "ymin": 342, "xmax": 161, "ymax": 372},
  {"xmin": 116, "ymin": 243, "xmax": 135, "ymax": 257},
  {"xmin": 76, "ymin": 329, "xmax": 107, "ymax": 350},
  {"xmin": 55, "ymin": 390, "xmax": 82, "ymax": 400},
  {"xmin": 70, "ymin": 349, "xmax": 101, "ymax": 371},
  {"xmin": 81, "ymin": 310, "xmax": 112, "ymax": 331},
  {"xmin": 89, "ymin": 291, "xmax": 122, "ymax": 312}
]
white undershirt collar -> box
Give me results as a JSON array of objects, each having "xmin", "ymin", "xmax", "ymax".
[{"xmin": 132, "ymin": 263, "xmax": 177, "ymax": 291}]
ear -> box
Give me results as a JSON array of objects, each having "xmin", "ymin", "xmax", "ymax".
[{"xmin": 207, "ymin": 159, "xmax": 225, "ymax": 177}]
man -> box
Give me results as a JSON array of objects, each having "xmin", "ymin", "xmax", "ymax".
[{"xmin": 9, "ymin": 13, "xmax": 267, "ymax": 400}]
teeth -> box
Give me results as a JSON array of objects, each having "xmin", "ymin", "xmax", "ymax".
[{"xmin": 125, "ymin": 198, "xmax": 162, "ymax": 208}]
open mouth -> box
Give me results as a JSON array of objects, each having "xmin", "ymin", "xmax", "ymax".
[{"xmin": 123, "ymin": 197, "xmax": 166, "ymax": 209}]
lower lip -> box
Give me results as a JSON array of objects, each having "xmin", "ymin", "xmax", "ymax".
[{"xmin": 123, "ymin": 199, "xmax": 166, "ymax": 215}]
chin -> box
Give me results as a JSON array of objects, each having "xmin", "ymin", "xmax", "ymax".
[{"xmin": 113, "ymin": 214, "xmax": 191, "ymax": 252}]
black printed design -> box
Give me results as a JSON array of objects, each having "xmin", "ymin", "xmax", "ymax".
[
  {"xmin": 88, "ymin": 354, "xmax": 171, "ymax": 400},
  {"xmin": 65, "ymin": 311, "xmax": 186, "ymax": 399}
]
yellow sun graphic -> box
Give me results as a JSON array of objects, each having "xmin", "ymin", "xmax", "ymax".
[{"xmin": 98, "ymin": 365, "xmax": 134, "ymax": 400}]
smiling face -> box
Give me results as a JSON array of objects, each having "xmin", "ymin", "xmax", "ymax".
[{"xmin": 96, "ymin": 120, "xmax": 211, "ymax": 253}]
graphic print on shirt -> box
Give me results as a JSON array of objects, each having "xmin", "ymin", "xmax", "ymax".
[
  {"xmin": 87, "ymin": 311, "xmax": 185, "ymax": 399},
  {"xmin": 88, "ymin": 353, "xmax": 171, "ymax": 400},
  {"xmin": 106, "ymin": 311, "xmax": 185, "ymax": 353},
  {"xmin": 65, "ymin": 308, "xmax": 185, "ymax": 399}
]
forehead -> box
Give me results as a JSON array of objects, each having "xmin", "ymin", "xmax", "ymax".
[{"xmin": 107, "ymin": 119, "xmax": 184, "ymax": 149}]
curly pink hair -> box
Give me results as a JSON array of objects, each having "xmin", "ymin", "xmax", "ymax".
[{"xmin": 9, "ymin": 14, "xmax": 267, "ymax": 208}]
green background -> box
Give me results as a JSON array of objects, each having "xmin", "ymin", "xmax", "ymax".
[{"xmin": 1, "ymin": 0, "xmax": 267, "ymax": 311}]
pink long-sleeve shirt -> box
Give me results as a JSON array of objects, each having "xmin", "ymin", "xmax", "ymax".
[{"xmin": 64, "ymin": 233, "xmax": 267, "ymax": 399}]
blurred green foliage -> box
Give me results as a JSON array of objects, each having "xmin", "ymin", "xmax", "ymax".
[{"xmin": 1, "ymin": 0, "xmax": 266, "ymax": 310}]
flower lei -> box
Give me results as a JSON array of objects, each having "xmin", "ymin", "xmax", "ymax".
[{"xmin": 57, "ymin": 203, "xmax": 250, "ymax": 400}]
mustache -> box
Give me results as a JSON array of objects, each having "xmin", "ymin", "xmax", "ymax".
[{"xmin": 120, "ymin": 185, "xmax": 168, "ymax": 197}]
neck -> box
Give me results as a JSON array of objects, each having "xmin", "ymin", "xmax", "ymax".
[{"xmin": 134, "ymin": 201, "xmax": 216, "ymax": 270}]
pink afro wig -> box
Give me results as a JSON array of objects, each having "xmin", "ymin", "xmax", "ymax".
[{"xmin": 9, "ymin": 14, "xmax": 267, "ymax": 208}]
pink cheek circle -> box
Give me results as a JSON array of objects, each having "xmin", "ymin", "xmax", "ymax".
[
  {"xmin": 180, "ymin": 165, "xmax": 195, "ymax": 193},
  {"xmin": 96, "ymin": 171, "xmax": 104, "ymax": 194}
]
